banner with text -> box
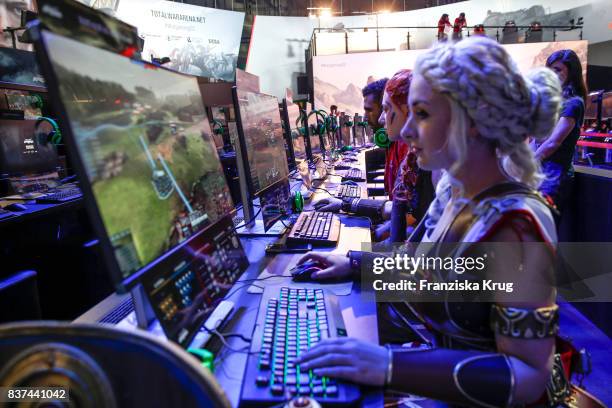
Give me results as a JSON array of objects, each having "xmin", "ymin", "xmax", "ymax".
[{"xmin": 81, "ymin": 0, "xmax": 244, "ymax": 81}]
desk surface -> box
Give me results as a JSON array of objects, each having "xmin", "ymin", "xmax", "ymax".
[
  {"xmin": 214, "ymin": 150, "xmax": 384, "ymax": 407},
  {"xmin": 76, "ymin": 150, "xmax": 612, "ymax": 407},
  {"xmin": 76, "ymin": 149, "xmax": 385, "ymax": 406},
  {"xmin": 0, "ymin": 196, "xmax": 83, "ymax": 228}
]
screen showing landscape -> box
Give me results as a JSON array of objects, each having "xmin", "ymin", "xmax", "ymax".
[
  {"xmin": 42, "ymin": 31, "xmax": 233, "ymax": 279},
  {"xmin": 286, "ymin": 102, "xmax": 306, "ymax": 161},
  {"xmin": 235, "ymin": 89, "xmax": 289, "ymax": 194}
]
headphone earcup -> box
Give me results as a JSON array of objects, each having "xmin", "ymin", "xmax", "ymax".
[
  {"xmin": 292, "ymin": 191, "xmax": 304, "ymax": 213},
  {"xmin": 374, "ymin": 128, "xmax": 390, "ymax": 148}
]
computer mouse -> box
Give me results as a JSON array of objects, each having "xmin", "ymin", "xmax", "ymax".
[
  {"xmin": 290, "ymin": 261, "xmax": 323, "ymax": 282},
  {"xmin": 313, "ymin": 200, "xmax": 328, "ymax": 210},
  {"xmin": 4, "ymin": 203, "xmax": 27, "ymax": 212}
]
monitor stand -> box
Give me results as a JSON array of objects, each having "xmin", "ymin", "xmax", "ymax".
[{"xmin": 131, "ymin": 284, "xmax": 156, "ymax": 329}]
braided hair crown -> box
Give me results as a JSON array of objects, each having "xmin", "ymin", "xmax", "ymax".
[{"xmin": 414, "ymin": 36, "xmax": 562, "ymax": 187}]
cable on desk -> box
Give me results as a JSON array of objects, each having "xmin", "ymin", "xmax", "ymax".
[
  {"xmin": 219, "ymin": 274, "xmax": 292, "ymax": 302},
  {"xmin": 233, "ymin": 207, "xmax": 262, "ymax": 230},
  {"xmin": 278, "ymin": 218, "xmax": 291, "ymax": 229},
  {"xmin": 210, "ymin": 329, "xmax": 257, "ymax": 355},
  {"xmin": 311, "ymin": 187, "xmax": 332, "ymax": 196}
]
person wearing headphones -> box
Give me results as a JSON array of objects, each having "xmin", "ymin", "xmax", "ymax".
[
  {"xmin": 314, "ymin": 72, "xmax": 433, "ymax": 243},
  {"xmin": 293, "ymin": 37, "xmax": 580, "ymax": 406},
  {"xmin": 361, "ymin": 78, "xmax": 410, "ymax": 201}
]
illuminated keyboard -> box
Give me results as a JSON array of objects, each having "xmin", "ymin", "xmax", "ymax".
[
  {"xmin": 239, "ymin": 286, "xmax": 360, "ymax": 407},
  {"xmin": 341, "ymin": 168, "xmax": 364, "ymax": 182},
  {"xmin": 36, "ymin": 187, "xmax": 83, "ymax": 203},
  {"xmin": 335, "ymin": 184, "xmax": 361, "ymax": 199},
  {"xmin": 286, "ymin": 211, "xmax": 340, "ymax": 246}
]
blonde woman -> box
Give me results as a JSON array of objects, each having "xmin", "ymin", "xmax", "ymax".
[{"xmin": 295, "ymin": 37, "xmax": 567, "ymax": 406}]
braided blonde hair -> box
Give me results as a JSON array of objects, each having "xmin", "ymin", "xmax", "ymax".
[{"xmin": 413, "ymin": 36, "xmax": 562, "ymax": 188}]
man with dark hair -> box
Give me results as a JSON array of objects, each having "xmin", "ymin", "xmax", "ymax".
[{"xmin": 362, "ymin": 78, "xmax": 388, "ymax": 131}]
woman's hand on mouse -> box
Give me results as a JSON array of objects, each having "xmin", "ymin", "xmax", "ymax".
[
  {"xmin": 296, "ymin": 253, "xmax": 352, "ymax": 280},
  {"xmin": 313, "ymin": 197, "xmax": 342, "ymax": 212}
]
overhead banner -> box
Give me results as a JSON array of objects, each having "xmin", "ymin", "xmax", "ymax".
[
  {"xmin": 313, "ymin": 40, "xmax": 588, "ymax": 115},
  {"xmin": 80, "ymin": 0, "xmax": 244, "ymax": 81}
]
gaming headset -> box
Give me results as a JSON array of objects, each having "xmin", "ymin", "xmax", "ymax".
[
  {"xmin": 291, "ymin": 190, "xmax": 304, "ymax": 213},
  {"xmin": 295, "ymin": 110, "xmax": 308, "ymax": 136},
  {"xmin": 306, "ymin": 110, "xmax": 327, "ymax": 136},
  {"xmin": 374, "ymin": 127, "xmax": 391, "ymax": 148},
  {"xmin": 35, "ymin": 117, "xmax": 62, "ymax": 145},
  {"xmin": 212, "ymin": 119, "xmax": 225, "ymax": 136}
]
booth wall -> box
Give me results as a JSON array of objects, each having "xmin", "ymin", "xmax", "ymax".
[
  {"xmin": 247, "ymin": 0, "xmax": 611, "ymax": 99},
  {"xmin": 312, "ymin": 40, "xmax": 588, "ymax": 115}
]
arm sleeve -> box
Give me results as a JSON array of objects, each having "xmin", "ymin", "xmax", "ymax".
[{"xmin": 560, "ymin": 97, "xmax": 584, "ymax": 121}]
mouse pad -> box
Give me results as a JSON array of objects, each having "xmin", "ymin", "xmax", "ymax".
[{"xmin": 247, "ymin": 254, "xmax": 353, "ymax": 296}]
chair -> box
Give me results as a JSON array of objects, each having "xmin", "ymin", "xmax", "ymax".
[{"xmin": 0, "ymin": 322, "xmax": 231, "ymax": 407}]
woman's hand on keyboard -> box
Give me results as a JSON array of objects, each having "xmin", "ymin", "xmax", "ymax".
[
  {"xmin": 313, "ymin": 197, "xmax": 342, "ymax": 212},
  {"xmin": 296, "ymin": 337, "xmax": 388, "ymax": 386},
  {"xmin": 296, "ymin": 253, "xmax": 352, "ymax": 280}
]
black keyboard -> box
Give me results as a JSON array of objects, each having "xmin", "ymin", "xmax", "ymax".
[
  {"xmin": 342, "ymin": 168, "xmax": 364, "ymax": 182},
  {"xmin": 98, "ymin": 297, "xmax": 135, "ymax": 324},
  {"xmin": 334, "ymin": 163, "xmax": 351, "ymax": 170},
  {"xmin": 36, "ymin": 187, "xmax": 83, "ymax": 203},
  {"xmin": 286, "ymin": 211, "xmax": 340, "ymax": 246},
  {"xmin": 0, "ymin": 208, "xmax": 16, "ymax": 220},
  {"xmin": 335, "ymin": 184, "xmax": 361, "ymax": 199},
  {"xmin": 240, "ymin": 286, "xmax": 360, "ymax": 407}
]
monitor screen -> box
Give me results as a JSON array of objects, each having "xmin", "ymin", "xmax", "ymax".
[
  {"xmin": 259, "ymin": 178, "xmax": 292, "ymax": 231},
  {"xmin": 141, "ymin": 215, "xmax": 249, "ymax": 348},
  {"xmin": 340, "ymin": 115, "xmax": 351, "ymax": 147},
  {"xmin": 0, "ymin": 47, "xmax": 46, "ymax": 88},
  {"xmin": 40, "ymin": 31, "xmax": 234, "ymax": 287},
  {"xmin": 353, "ymin": 114, "xmax": 366, "ymax": 146},
  {"xmin": 0, "ymin": 119, "xmax": 59, "ymax": 177},
  {"xmin": 286, "ymin": 102, "xmax": 306, "ymax": 162},
  {"xmin": 307, "ymin": 113, "xmax": 321, "ymax": 159},
  {"xmin": 234, "ymin": 89, "xmax": 289, "ymax": 195}
]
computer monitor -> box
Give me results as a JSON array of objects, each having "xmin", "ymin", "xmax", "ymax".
[
  {"xmin": 340, "ymin": 114, "xmax": 351, "ymax": 147},
  {"xmin": 0, "ymin": 47, "xmax": 46, "ymax": 88},
  {"xmin": 280, "ymin": 99, "xmax": 296, "ymax": 172},
  {"xmin": 0, "ymin": 119, "xmax": 61, "ymax": 194},
  {"xmin": 232, "ymin": 87, "xmax": 290, "ymax": 232},
  {"xmin": 306, "ymin": 112, "xmax": 322, "ymax": 161},
  {"xmin": 232, "ymin": 89, "xmax": 289, "ymax": 195},
  {"xmin": 281, "ymin": 98, "xmax": 307, "ymax": 170},
  {"xmin": 140, "ymin": 214, "xmax": 249, "ymax": 347},
  {"xmin": 35, "ymin": 29, "xmax": 240, "ymax": 291},
  {"xmin": 259, "ymin": 179, "xmax": 292, "ymax": 231},
  {"xmin": 353, "ymin": 113, "xmax": 366, "ymax": 146},
  {"xmin": 288, "ymin": 104, "xmax": 306, "ymax": 162}
]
